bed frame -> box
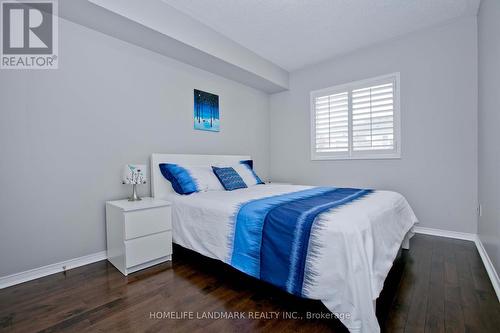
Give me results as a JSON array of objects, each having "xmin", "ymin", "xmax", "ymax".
[{"xmin": 150, "ymin": 153, "xmax": 413, "ymax": 315}]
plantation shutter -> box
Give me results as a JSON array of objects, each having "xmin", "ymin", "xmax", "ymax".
[
  {"xmin": 352, "ymin": 81, "xmax": 395, "ymax": 152},
  {"xmin": 313, "ymin": 91, "xmax": 349, "ymax": 154},
  {"xmin": 311, "ymin": 74, "xmax": 399, "ymax": 160}
]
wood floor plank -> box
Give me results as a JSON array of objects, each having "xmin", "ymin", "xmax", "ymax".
[
  {"xmin": 442, "ymin": 239, "xmax": 466, "ymax": 333},
  {"xmin": 424, "ymin": 237, "xmax": 445, "ymax": 333},
  {"xmin": 453, "ymin": 241, "xmax": 486, "ymax": 333},
  {"xmin": 1, "ymin": 235, "xmax": 499, "ymax": 333},
  {"xmin": 404, "ymin": 235, "xmax": 433, "ymax": 332}
]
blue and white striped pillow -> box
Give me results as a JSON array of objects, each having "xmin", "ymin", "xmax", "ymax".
[
  {"xmin": 159, "ymin": 163, "xmax": 224, "ymax": 195},
  {"xmin": 236, "ymin": 160, "xmax": 264, "ymax": 186},
  {"xmin": 212, "ymin": 166, "xmax": 247, "ymax": 191},
  {"xmin": 213, "ymin": 160, "xmax": 264, "ymax": 188}
]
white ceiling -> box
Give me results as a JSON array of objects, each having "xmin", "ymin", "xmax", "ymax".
[{"xmin": 163, "ymin": 0, "xmax": 480, "ymax": 71}]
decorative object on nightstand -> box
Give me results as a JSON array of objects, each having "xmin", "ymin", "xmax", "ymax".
[
  {"xmin": 122, "ymin": 164, "xmax": 147, "ymax": 201},
  {"xmin": 105, "ymin": 198, "xmax": 172, "ymax": 276}
]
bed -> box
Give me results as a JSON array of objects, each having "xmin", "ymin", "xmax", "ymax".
[{"xmin": 150, "ymin": 153, "xmax": 418, "ymax": 333}]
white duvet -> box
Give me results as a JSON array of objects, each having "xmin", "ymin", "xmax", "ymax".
[{"xmin": 165, "ymin": 184, "xmax": 418, "ymax": 332}]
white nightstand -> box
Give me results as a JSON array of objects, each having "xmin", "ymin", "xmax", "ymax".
[{"xmin": 105, "ymin": 197, "xmax": 172, "ymax": 276}]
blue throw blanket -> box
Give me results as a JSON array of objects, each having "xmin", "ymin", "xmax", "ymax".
[{"xmin": 229, "ymin": 187, "xmax": 373, "ymax": 296}]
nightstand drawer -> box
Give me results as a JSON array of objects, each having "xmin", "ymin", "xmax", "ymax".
[
  {"xmin": 125, "ymin": 231, "xmax": 172, "ymax": 268},
  {"xmin": 124, "ymin": 206, "xmax": 171, "ymax": 240}
]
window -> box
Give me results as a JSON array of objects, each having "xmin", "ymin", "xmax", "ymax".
[{"xmin": 310, "ymin": 73, "xmax": 400, "ymax": 160}]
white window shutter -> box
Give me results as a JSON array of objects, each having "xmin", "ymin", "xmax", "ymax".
[
  {"xmin": 311, "ymin": 73, "xmax": 400, "ymax": 160},
  {"xmin": 314, "ymin": 92, "xmax": 349, "ymax": 154},
  {"xmin": 352, "ymin": 82, "xmax": 395, "ymax": 152}
]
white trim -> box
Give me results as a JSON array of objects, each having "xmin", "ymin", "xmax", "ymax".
[
  {"xmin": 0, "ymin": 251, "xmax": 107, "ymax": 289},
  {"xmin": 475, "ymin": 236, "xmax": 500, "ymax": 302},
  {"xmin": 310, "ymin": 72, "xmax": 401, "ymax": 161},
  {"xmin": 310, "ymin": 154, "xmax": 402, "ymax": 161},
  {"xmin": 413, "ymin": 226, "xmax": 500, "ymax": 302},
  {"xmin": 413, "ymin": 226, "xmax": 476, "ymax": 241}
]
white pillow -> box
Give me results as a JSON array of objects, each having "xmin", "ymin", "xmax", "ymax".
[
  {"xmin": 232, "ymin": 164, "xmax": 261, "ymax": 187},
  {"xmin": 187, "ymin": 166, "xmax": 225, "ymax": 191}
]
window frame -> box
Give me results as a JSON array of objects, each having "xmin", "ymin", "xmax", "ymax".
[{"xmin": 310, "ymin": 73, "xmax": 401, "ymax": 161}]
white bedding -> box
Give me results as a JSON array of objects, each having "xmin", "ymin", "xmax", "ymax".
[{"xmin": 165, "ymin": 184, "xmax": 418, "ymax": 332}]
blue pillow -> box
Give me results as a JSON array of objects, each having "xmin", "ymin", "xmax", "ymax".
[
  {"xmin": 239, "ymin": 160, "xmax": 264, "ymax": 185},
  {"xmin": 240, "ymin": 159, "xmax": 254, "ymax": 169},
  {"xmin": 212, "ymin": 166, "xmax": 248, "ymax": 191},
  {"xmin": 159, "ymin": 163, "xmax": 198, "ymax": 195}
]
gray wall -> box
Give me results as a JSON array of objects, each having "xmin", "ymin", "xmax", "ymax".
[
  {"xmin": 478, "ymin": 0, "xmax": 500, "ymax": 274},
  {"xmin": 269, "ymin": 17, "xmax": 478, "ymax": 234},
  {"xmin": 0, "ymin": 18, "xmax": 270, "ymax": 277}
]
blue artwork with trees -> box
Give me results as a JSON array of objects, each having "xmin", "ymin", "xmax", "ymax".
[{"xmin": 194, "ymin": 89, "xmax": 220, "ymax": 132}]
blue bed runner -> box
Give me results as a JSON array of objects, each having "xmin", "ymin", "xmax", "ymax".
[{"xmin": 229, "ymin": 187, "xmax": 372, "ymax": 296}]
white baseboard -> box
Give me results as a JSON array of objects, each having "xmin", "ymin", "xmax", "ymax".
[
  {"xmin": 0, "ymin": 251, "xmax": 107, "ymax": 289},
  {"xmin": 475, "ymin": 237, "xmax": 500, "ymax": 302},
  {"xmin": 413, "ymin": 226, "xmax": 499, "ymax": 302},
  {"xmin": 413, "ymin": 226, "xmax": 476, "ymax": 241}
]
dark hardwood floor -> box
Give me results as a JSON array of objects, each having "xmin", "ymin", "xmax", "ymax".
[{"xmin": 1, "ymin": 234, "xmax": 499, "ymax": 332}]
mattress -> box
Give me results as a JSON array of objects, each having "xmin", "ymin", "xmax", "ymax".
[{"xmin": 164, "ymin": 184, "xmax": 418, "ymax": 333}]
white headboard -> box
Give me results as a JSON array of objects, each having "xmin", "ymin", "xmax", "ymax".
[{"xmin": 150, "ymin": 153, "xmax": 251, "ymax": 200}]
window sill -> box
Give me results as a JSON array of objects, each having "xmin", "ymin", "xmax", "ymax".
[{"xmin": 311, "ymin": 153, "xmax": 401, "ymax": 161}]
